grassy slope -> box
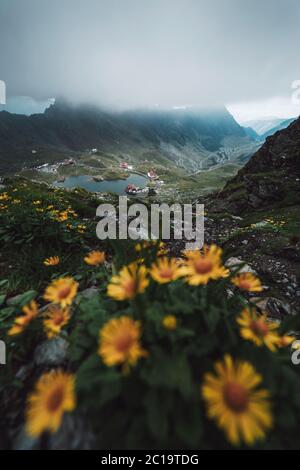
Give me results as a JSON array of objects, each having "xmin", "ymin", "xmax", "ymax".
[{"xmin": 0, "ymin": 177, "xmax": 115, "ymax": 295}]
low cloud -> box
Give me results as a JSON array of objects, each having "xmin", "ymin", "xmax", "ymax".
[{"xmin": 1, "ymin": 0, "xmax": 300, "ymax": 110}]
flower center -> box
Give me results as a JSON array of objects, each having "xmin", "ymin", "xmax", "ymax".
[
  {"xmin": 160, "ymin": 268, "xmax": 174, "ymax": 278},
  {"xmin": 115, "ymin": 332, "xmax": 134, "ymax": 353},
  {"xmin": 250, "ymin": 319, "xmax": 269, "ymax": 337},
  {"xmin": 223, "ymin": 382, "xmax": 249, "ymax": 413},
  {"xmin": 24, "ymin": 315, "xmax": 33, "ymax": 326},
  {"xmin": 58, "ymin": 286, "xmax": 71, "ymax": 300},
  {"xmin": 124, "ymin": 279, "xmax": 137, "ymax": 296},
  {"xmin": 53, "ymin": 312, "xmax": 65, "ymax": 326},
  {"xmin": 239, "ymin": 280, "xmax": 252, "ymax": 290},
  {"xmin": 47, "ymin": 386, "xmax": 64, "ymax": 413},
  {"xmin": 194, "ymin": 259, "xmax": 213, "ymax": 274}
]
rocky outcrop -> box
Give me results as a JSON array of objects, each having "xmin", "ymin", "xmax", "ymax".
[{"xmin": 216, "ymin": 117, "xmax": 300, "ymax": 213}]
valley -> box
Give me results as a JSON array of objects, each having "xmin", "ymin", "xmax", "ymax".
[
  {"xmin": 0, "ymin": 112, "xmax": 299, "ymax": 451},
  {"xmin": 0, "ymin": 102, "xmax": 263, "ymax": 203}
]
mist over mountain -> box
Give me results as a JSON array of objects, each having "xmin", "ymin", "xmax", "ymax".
[
  {"xmin": 242, "ymin": 126, "xmax": 260, "ymax": 141},
  {"xmin": 0, "ymin": 100, "xmax": 253, "ymax": 173},
  {"xmin": 242, "ymin": 117, "xmax": 297, "ymax": 142},
  {"xmin": 259, "ymin": 118, "xmax": 296, "ymax": 140},
  {"xmin": 243, "ymin": 118, "xmax": 295, "ymax": 136}
]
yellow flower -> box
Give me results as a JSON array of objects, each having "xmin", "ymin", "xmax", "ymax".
[
  {"xmin": 26, "ymin": 370, "xmax": 76, "ymax": 437},
  {"xmin": 84, "ymin": 251, "xmax": 105, "ymax": 266},
  {"xmin": 181, "ymin": 245, "xmax": 229, "ymax": 286},
  {"xmin": 33, "ymin": 200, "xmax": 41, "ymax": 205},
  {"xmin": 43, "ymin": 306, "xmax": 71, "ymax": 339},
  {"xmin": 77, "ymin": 225, "xmax": 86, "ymax": 233},
  {"xmin": 44, "ymin": 256, "xmax": 60, "ymax": 266},
  {"xmin": 44, "ymin": 277, "xmax": 78, "ymax": 308},
  {"xmin": 57, "ymin": 211, "xmax": 68, "ymax": 222},
  {"xmin": 107, "ymin": 262, "xmax": 149, "ymax": 301},
  {"xmin": 12, "ymin": 199, "xmax": 21, "ymax": 204},
  {"xmin": 134, "ymin": 240, "xmax": 167, "ymax": 256},
  {"xmin": 149, "ymin": 257, "xmax": 183, "ymax": 284},
  {"xmin": 8, "ymin": 301, "xmax": 39, "ymax": 336},
  {"xmin": 292, "ymin": 341, "xmax": 300, "ymax": 351},
  {"xmin": 0, "ymin": 192, "xmax": 9, "ymax": 201},
  {"xmin": 157, "ymin": 241, "xmax": 168, "ymax": 256},
  {"xmin": 162, "ymin": 315, "xmax": 177, "ymax": 330},
  {"xmin": 231, "ymin": 273, "xmax": 263, "ymax": 292},
  {"xmin": 202, "ymin": 355, "xmax": 272, "ymax": 446},
  {"xmin": 237, "ymin": 308, "xmax": 279, "ymax": 352},
  {"xmin": 67, "ymin": 208, "xmax": 78, "ymax": 217},
  {"xmin": 135, "ymin": 240, "xmax": 152, "ymax": 252},
  {"xmin": 50, "ymin": 209, "xmax": 59, "ymax": 216},
  {"xmin": 98, "ymin": 316, "xmax": 147, "ymax": 371},
  {"xmin": 277, "ymin": 335, "xmax": 296, "ymax": 348}
]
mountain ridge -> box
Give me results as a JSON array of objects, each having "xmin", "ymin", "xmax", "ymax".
[{"xmin": 0, "ymin": 101, "xmax": 254, "ymax": 173}]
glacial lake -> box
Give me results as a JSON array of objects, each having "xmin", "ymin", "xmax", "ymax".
[{"xmin": 54, "ymin": 173, "xmax": 148, "ymax": 195}]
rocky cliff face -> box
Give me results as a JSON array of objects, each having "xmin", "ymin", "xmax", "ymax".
[{"xmin": 218, "ymin": 117, "xmax": 300, "ymax": 213}]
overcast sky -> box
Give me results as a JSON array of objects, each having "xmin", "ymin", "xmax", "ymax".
[{"xmin": 1, "ymin": 0, "xmax": 300, "ymax": 120}]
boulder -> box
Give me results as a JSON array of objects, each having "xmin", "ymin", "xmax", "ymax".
[{"xmin": 34, "ymin": 337, "xmax": 68, "ymax": 366}]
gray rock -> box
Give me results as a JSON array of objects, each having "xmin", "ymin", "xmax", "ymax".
[
  {"xmin": 15, "ymin": 363, "xmax": 34, "ymax": 381},
  {"xmin": 34, "ymin": 337, "xmax": 68, "ymax": 366},
  {"xmin": 250, "ymin": 297, "xmax": 269, "ymax": 312},
  {"xmin": 226, "ymin": 288, "xmax": 235, "ymax": 298},
  {"xmin": 266, "ymin": 297, "xmax": 292, "ymax": 319},
  {"xmin": 79, "ymin": 287, "xmax": 99, "ymax": 299},
  {"xmin": 225, "ymin": 257, "xmax": 257, "ymax": 274},
  {"xmin": 49, "ymin": 414, "xmax": 96, "ymax": 450},
  {"xmin": 74, "ymin": 286, "xmax": 100, "ymax": 306},
  {"xmin": 13, "ymin": 429, "xmax": 39, "ymax": 450}
]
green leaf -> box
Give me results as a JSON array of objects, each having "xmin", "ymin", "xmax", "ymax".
[
  {"xmin": 144, "ymin": 390, "xmax": 169, "ymax": 441},
  {"xmin": 174, "ymin": 402, "xmax": 203, "ymax": 447},
  {"xmin": 203, "ymin": 306, "xmax": 220, "ymax": 333},
  {"xmin": 9, "ymin": 290, "xmax": 37, "ymax": 307},
  {"xmin": 0, "ymin": 306, "xmax": 15, "ymax": 321},
  {"xmin": 0, "ymin": 279, "xmax": 8, "ymax": 290},
  {"xmin": 76, "ymin": 354, "xmax": 122, "ymax": 406},
  {"xmin": 0, "ymin": 294, "xmax": 6, "ymax": 307},
  {"xmin": 141, "ymin": 350, "xmax": 194, "ymax": 400}
]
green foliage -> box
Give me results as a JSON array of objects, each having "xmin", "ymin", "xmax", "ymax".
[
  {"xmin": 0, "ymin": 178, "xmax": 107, "ymax": 293},
  {"xmin": 64, "ymin": 243, "xmax": 300, "ymax": 450},
  {"xmin": 1, "ymin": 179, "xmax": 300, "ymax": 450}
]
